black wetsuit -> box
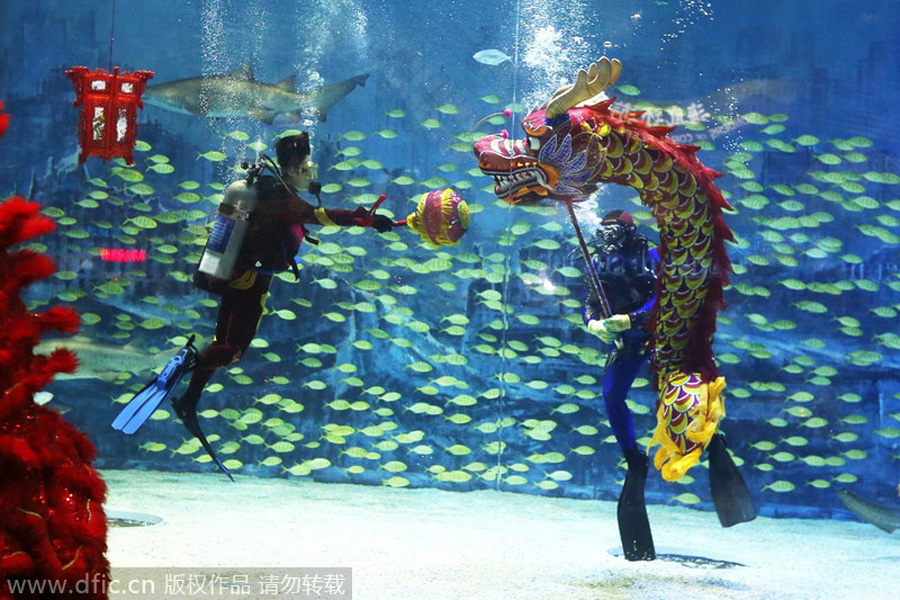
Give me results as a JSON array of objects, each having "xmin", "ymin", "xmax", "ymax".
[{"xmin": 182, "ymin": 176, "xmax": 383, "ymax": 410}]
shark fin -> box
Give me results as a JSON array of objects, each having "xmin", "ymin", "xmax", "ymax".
[
  {"xmin": 305, "ymin": 73, "xmax": 371, "ymax": 122},
  {"xmin": 248, "ymin": 109, "xmax": 276, "ymax": 124},
  {"xmin": 275, "ymin": 75, "xmax": 297, "ymax": 92},
  {"xmin": 229, "ymin": 61, "xmax": 255, "ymax": 81},
  {"xmin": 838, "ymin": 488, "xmax": 900, "ymax": 534}
]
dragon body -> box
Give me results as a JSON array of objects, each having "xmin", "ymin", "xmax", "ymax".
[{"xmin": 474, "ymin": 60, "xmax": 735, "ymax": 481}]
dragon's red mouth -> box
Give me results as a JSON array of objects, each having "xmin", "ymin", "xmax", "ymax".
[
  {"xmin": 474, "ymin": 135, "xmax": 552, "ymax": 204},
  {"xmin": 485, "ymin": 165, "xmax": 549, "ymax": 201}
]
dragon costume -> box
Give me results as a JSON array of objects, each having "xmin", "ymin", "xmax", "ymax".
[{"xmin": 474, "ymin": 58, "xmax": 739, "ymax": 484}]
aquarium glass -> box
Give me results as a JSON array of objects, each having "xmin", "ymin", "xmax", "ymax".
[{"xmin": 1, "ymin": 0, "xmax": 898, "ymax": 526}]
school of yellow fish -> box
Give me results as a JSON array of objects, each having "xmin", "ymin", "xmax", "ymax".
[{"xmin": 23, "ymin": 83, "xmax": 900, "ymax": 506}]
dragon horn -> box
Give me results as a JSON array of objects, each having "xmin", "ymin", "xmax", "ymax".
[{"xmin": 545, "ymin": 57, "xmax": 622, "ymax": 119}]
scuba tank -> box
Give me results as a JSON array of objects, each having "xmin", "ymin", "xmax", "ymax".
[
  {"xmin": 193, "ymin": 156, "xmax": 319, "ymax": 293},
  {"xmin": 194, "ymin": 178, "xmax": 258, "ymax": 292}
]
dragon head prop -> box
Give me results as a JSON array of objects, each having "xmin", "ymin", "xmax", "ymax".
[
  {"xmin": 474, "ymin": 57, "xmax": 715, "ymax": 210},
  {"xmin": 474, "ymin": 57, "xmax": 626, "ymax": 205}
]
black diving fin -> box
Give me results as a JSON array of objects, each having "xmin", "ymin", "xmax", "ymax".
[
  {"xmin": 708, "ymin": 433, "xmax": 757, "ymax": 527},
  {"xmin": 617, "ymin": 448, "xmax": 656, "ymax": 561},
  {"xmin": 112, "ymin": 336, "xmax": 198, "ymax": 435},
  {"xmin": 172, "ymin": 392, "xmax": 234, "ymax": 482}
]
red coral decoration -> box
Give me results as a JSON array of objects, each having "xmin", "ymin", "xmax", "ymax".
[{"xmin": 0, "ymin": 109, "xmax": 109, "ymax": 600}]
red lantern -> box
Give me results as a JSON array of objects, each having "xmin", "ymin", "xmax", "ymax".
[{"xmin": 66, "ymin": 66, "xmax": 154, "ymax": 164}]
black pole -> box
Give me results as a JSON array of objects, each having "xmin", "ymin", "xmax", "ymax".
[
  {"xmin": 108, "ymin": 0, "xmax": 117, "ymax": 71},
  {"xmin": 564, "ymin": 199, "xmax": 611, "ymax": 318}
]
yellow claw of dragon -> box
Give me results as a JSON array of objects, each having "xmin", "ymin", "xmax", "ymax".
[{"xmin": 648, "ymin": 373, "xmax": 727, "ymax": 482}]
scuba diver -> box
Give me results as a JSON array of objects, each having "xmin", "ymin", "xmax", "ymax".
[
  {"xmin": 112, "ymin": 133, "xmax": 395, "ymax": 480},
  {"xmin": 583, "ymin": 209, "xmax": 659, "ymax": 561},
  {"xmin": 582, "ymin": 210, "xmax": 755, "ymax": 561}
]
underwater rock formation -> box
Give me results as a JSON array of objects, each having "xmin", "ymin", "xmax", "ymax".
[{"xmin": 0, "ymin": 168, "xmax": 109, "ymax": 595}]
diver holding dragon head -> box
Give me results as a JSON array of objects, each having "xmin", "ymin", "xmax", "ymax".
[
  {"xmin": 475, "ymin": 56, "xmax": 757, "ymax": 560},
  {"xmin": 583, "ymin": 210, "xmax": 659, "ymax": 560},
  {"xmin": 584, "ymin": 210, "xmax": 756, "ymax": 560}
]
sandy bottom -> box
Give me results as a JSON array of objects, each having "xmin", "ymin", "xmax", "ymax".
[{"xmin": 103, "ymin": 470, "xmax": 900, "ymax": 600}]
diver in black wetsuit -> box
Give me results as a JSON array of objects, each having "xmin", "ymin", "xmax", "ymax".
[
  {"xmin": 582, "ymin": 210, "xmax": 659, "ymax": 561},
  {"xmin": 112, "ymin": 133, "xmax": 394, "ymax": 479}
]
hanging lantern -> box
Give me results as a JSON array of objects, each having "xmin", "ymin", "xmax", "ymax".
[{"xmin": 66, "ymin": 66, "xmax": 154, "ymax": 164}]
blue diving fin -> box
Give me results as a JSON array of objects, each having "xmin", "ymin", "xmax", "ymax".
[{"xmin": 112, "ymin": 336, "xmax": 198, "ymax": 435}]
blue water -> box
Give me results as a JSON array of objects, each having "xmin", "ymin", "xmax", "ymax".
[{"xmin": 1, "ymin": 0, "xmax": 899, "ymax": 524}]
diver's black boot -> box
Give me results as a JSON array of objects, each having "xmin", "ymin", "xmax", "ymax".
[
  {"xmin": 708, "ymin": 433, "xmax": 756, "ymax": 527},
  {"xmin": 172, "ymin": 393, "xmax": 234, "ymax": 482},
  {"xmin": 617, "ymin": 448, "xmax": 656, "ymax": 561}
]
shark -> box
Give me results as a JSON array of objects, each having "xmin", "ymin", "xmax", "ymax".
[
  {"xmin": 838, "ymin": 488, "xmax": 900, "ymax": 534},
  {"xmin": 35, "ymin": 336, "xmax": 173, "ymax": 382},
  {"xmin": 143, "ymin": 62, "xmax": 369, "ymax": 123}
]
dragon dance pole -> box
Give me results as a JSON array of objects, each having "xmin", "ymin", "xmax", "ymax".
[{"xmin": 564, "ymin": 199, "xmax": 612, "ymax": 318}]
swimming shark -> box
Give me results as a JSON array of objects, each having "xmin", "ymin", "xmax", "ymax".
[
  {"xmin": 143, "ymin": 63, "xmax": 369, "ymax": 123},
  {"xmin": 35, "ymin": 336, "xmax": 172, "ymax": 381},
  {"xmin": 838, "ymin": 488, "xmax": 900, "ymax": 534}
]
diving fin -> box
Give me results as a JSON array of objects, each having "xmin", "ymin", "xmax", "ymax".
[
  {"xmin": 112, "ymin": 336, "xmax": 198, "ymax": 435},
  {"xmin": 617, "ymin": 448, "xmax": 656, "ymax": 561},
  {"xmin": 172, "ymin": 392, "xmax": 234, "ymax": 482},
  {"xmin": 708, "ymin": 433, "xmax": 757, "ymax": 527}
]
